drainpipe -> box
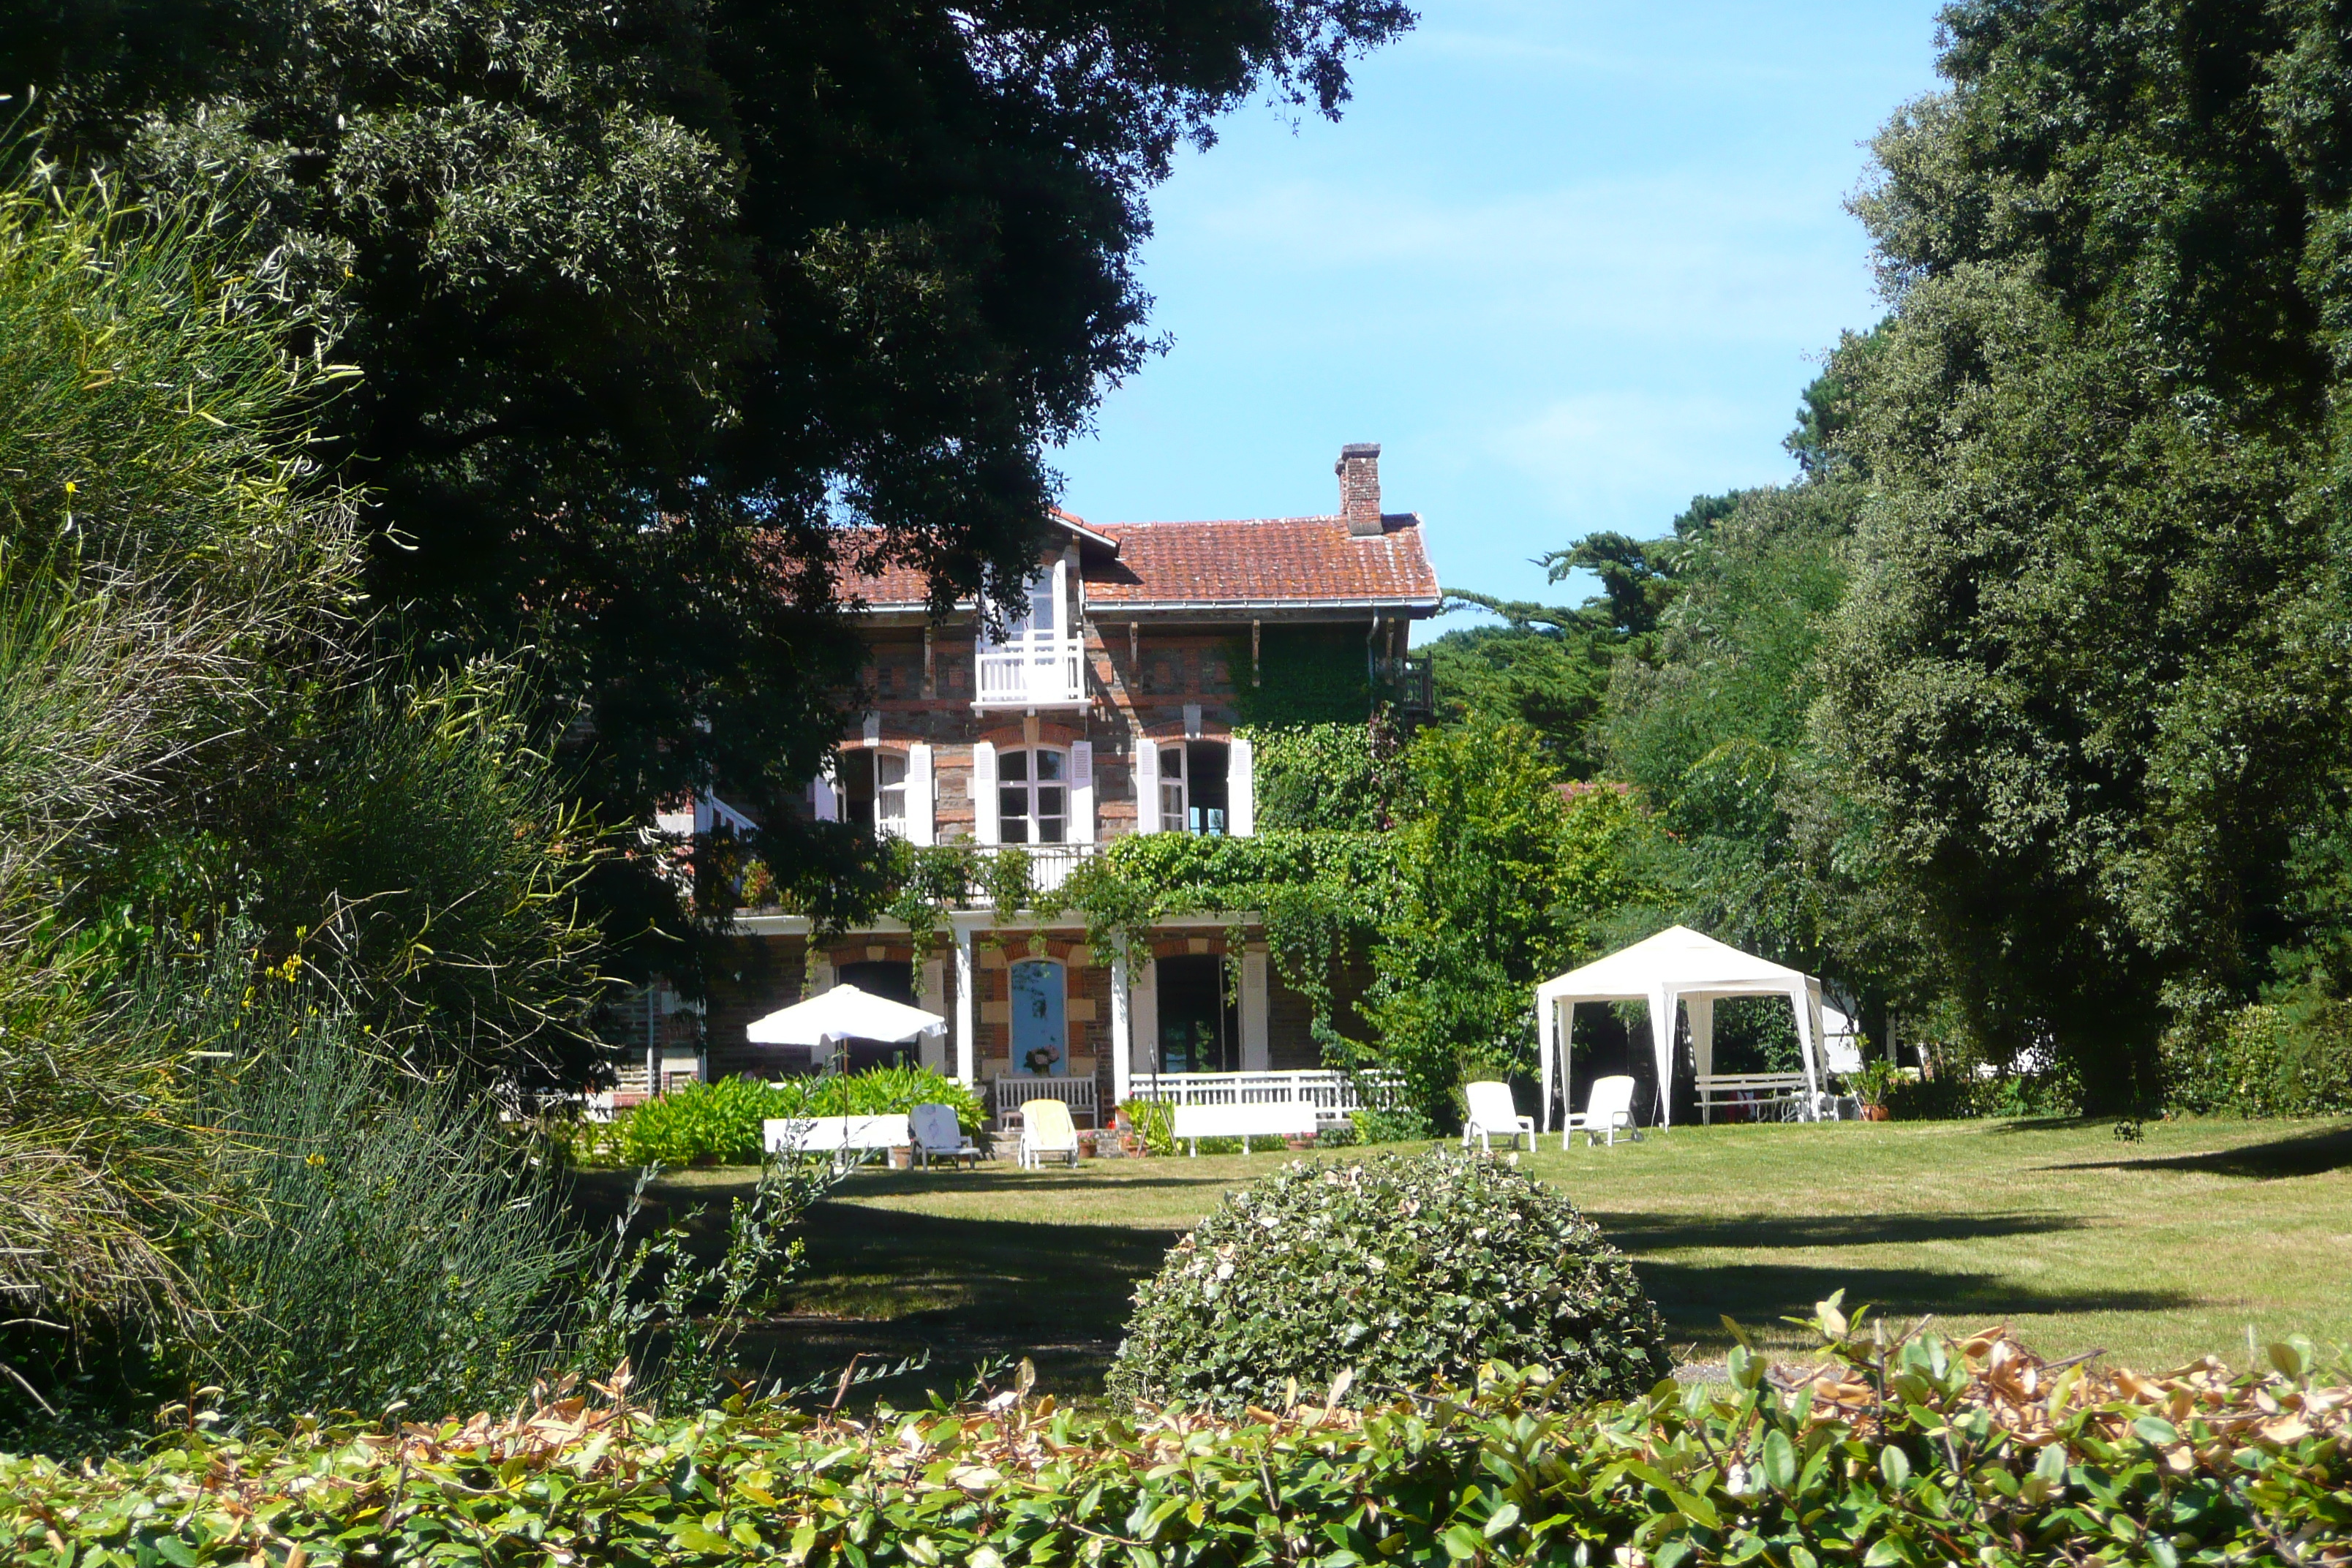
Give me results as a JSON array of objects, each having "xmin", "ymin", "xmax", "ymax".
[{"xmin": 1365, "ymin": 612, "xmax": 1382, "ymax": 690}]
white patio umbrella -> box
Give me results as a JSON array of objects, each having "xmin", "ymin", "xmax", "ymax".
[
  {"xmin": 745, "ymin": 984, "xmax": 946, "ymax": 1068},
  {"xmin": 1533, "ymin": 926, "xmax": 1831, "ymax": 1131}
]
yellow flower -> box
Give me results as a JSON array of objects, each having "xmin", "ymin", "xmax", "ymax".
[{"xmin": 306, "ymin": 1152, "xmax": 326, "ymax": 1168}]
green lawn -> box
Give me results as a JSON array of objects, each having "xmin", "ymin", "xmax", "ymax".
[{"xmin": 630, "ymin": 1115, "xmax": 2352, "ymax": 1403}]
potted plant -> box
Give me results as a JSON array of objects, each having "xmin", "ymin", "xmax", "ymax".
[{"xmin": 1850, "ymin": 1060, "xmax": 1899, "ymax": 1121}]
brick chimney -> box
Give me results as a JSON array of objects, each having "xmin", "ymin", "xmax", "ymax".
[{"xmin": 1337, "ymin": 442, "xmax": 1383, "ymax": 536}]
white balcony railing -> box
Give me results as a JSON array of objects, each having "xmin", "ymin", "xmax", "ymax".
[
  {"xmin": 1018, "ymin": 842, "xmax": 1096, "ymax": 892},
  {"xmin": 975, "ymin": 639, "xmax": 1085, "ymax": 707}
]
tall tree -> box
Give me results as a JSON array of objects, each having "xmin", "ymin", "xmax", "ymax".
[
  {"xmin": 1817, "ymin": 0, "xmax": 2352, "ymax": 1108},
  {"xmin": 6, "ymin": 0, "xmax": 1416, "ymax": 965}
]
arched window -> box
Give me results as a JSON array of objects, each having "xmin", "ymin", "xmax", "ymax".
[{"xmin": 998, "ymin": 747, "xmax": 1068, "ymax": 843}]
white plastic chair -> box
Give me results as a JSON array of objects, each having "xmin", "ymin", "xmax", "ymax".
[
  {"xmin": 911, "ymin": 1102, "xmax": 981, "ymax": 1169},
  {"xmin": 1564, "ymin": 1075, "xmax": 1642, "ymax": 1147},
  {"xmin": 1460, "ymin": 1079, "xmax": 1537, "ymax": 1153},
  {"xmin": 1018, "ymin": 1098, "xmax": 1081, "ymax": 1169}
]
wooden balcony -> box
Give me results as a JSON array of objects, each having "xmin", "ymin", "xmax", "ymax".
[{"xmin": 973, "ymin": 639, "xmax": 1086, "ymax": 709}]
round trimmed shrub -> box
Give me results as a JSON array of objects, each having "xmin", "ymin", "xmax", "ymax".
[{"xmin": 1107, "ymin": 1150, "xmax": 1672, "ymax": 1412}]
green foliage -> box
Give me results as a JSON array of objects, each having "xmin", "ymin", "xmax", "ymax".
[
  {"xmin": 618, "ymin": 1077, "xmax": 783, "ymax": 1168},
  {"xmin": 11, "ymin": 1310, "xmax": 2351, "ymax": 1568},
  {"xmin": 616, "ymin": 1068, "xmax": 984, "ymax": 1166},
  {"xmin": 1349, "ymin": 1102, "xmax": 1437, "ymax": 1145},
  {"xmin": 1227, "ymin": 626, "xmax": 1378, "ymax": 728},
  {"xmin": 0, "ymin": 169, "xmax": 363, "ymax": 1388},
  {"xmin": 1816, "ymin": 3, "xmax": 2352, "ymax": 1108},
  {"xmin": 1364, "ymin": 717, "xmax": 1656, "ymax": 1117},
  {"xmin": 1115, "ymin": 1098, "xmax": 1175, "ymax": 1157},
  {"xmin": 1425, "ymin": 616, "xmax": 1618, "ymax": 778},
  {"xmin": 181, "ymin": 976, "xmax": 583, "ymax": 1431},
  {"xmin": 1107, "ymin": 1150, "xmax": 1672, "ymax": 1414},
  {"xmin": 13, "ymin": 1, "xmax": 1414, "ymax": 960},
  {"xmin": 2162, "ymin": 1000, "xmax": 2352, "ymax": 1119},
  {"xmin": 1245, "ymin": 722, "xmax": 1398, "ymax": 832}
]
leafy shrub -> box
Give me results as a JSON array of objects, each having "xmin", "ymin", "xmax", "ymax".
[
  {"xmin": 616, "ymin": 1067, "xmax": 984, "ymax": 1166},
  {"xmin": 1246, "ymin": 721, "xmax": 1398, "ymax": 832},
  {"xmin": 183, "ymin": 984, "xmax": 581, "ymax": 1428},
  {"xmin": 1107, "ymin": 1150, "xmax": 1671, "ymax": 1413},
  {"xmin": 619, "ymin": 1075, "xmax": 779, "ymax": 1165},
  {"xmin": 1115, "ymin": 1098, "xmax": 1174, "ymax": 1156},
  {"xmin": 1349, "ymin": 1102, "xmax": 1434, "ymax": 1143},
  {"xmin": 2163, "ymin": 998, "xmax": 2352, "ymax": 1117},
  {"xmin": 17, "ymin": 1314, "xmax": 2345, "ymax": 1568}
]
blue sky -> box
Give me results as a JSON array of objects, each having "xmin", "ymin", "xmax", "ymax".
[{"xmin": 1049, "ymin": 1, "xmax": 1948, "ymax": 641}]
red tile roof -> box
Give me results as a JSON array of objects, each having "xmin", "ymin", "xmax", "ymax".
[
  {"xmin": 1087, "ymin": 515, "xmax": 1438, "ymax": 610},
  {"xmin": 835, "ymin": 511, "xmax": 1440, "ymax": 614}
]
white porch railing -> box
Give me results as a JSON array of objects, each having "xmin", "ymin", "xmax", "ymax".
[
  {"xmin": 975, "ymin": 640, "xmax": 1085, "ymax": 707},
  {"xmin": 1127, "ymin": 1069, "xmax": 1395, "ymax": 1128},
  {"xmin": 991, "ymin": 1074, "xmax": 1099, "ymax": 1127}
]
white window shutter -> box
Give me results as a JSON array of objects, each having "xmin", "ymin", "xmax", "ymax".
[
  {"xmin": 972, "ymin": 741, "xmax": 999, "ymax": 845},
  {"xmin": 812, "ymin": 766, "xmax": 838, "ymax": 822},
  {"xmin": 1240, "ymin": 949, "xmax": 1270, "ymax": 1070},
  {"xmin": 1069, "ymin": 741, "xmax": 1095, "ymax": 844},
  {"xmin": 1228, "ymin": 734, "xmax": 1255, "ymax": 837},
  {"xmin": 908, "ymin": 743, "xmax": 935, "ymax": 845},
  {"xmin": 1133, "ymin": 738, "xmax": 1159, "ymax": 834}
]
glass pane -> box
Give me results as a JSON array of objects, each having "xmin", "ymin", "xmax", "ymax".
[
  {"xmin": 1028, "ymin": 577, "xmax": 1058, "ymax": 635},
  {"xmin": 1001, "ymin": 750, "xmax": 1028, "ymax": 783},
  {"xmin": 1038, "ymin": 818, "xmax": 1066, "ymax": 843},
  {"xmin": 877, "ymin": 753, "xmax": 908, "ymax": 786},
  {"xmin": 1036, "ymin": 750, "xmax": 1064, "ymax": 781},
  {"xmin": 1161, "ymin": 780, "xmax": 1186, "ymax": 832},
  {"xmin": 1000, "ymin": 815, "xmax": 1030, "ymax": 843},
  {"xmin": 877, "ymin": 786, "xmax": 905, "ymax": 831},
  {"xmin": 1036, "ymin": 785, "xmax": 1064, "ymax": 817},
  {"xmin": 1160, "ymin": 746, "xmax": 1183, "ymax": 779},
  {"xmin": 1000, "ymin": 785, "xmax": 1029, "ymax": 820}
]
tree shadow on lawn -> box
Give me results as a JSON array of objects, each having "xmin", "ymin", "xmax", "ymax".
[
  {"xmin": 1587, "ymin": 1211, "xmax": 2090, "ymax": 1251},
  {"xmin": 737, "ymin": 1197, "xmax": 1185, "ymax": 1406},
  {"xmin": 2043, "ymin": 1124, "xmax": 2352, "ymax": 1180},
  {"xmin": 1635, "ymin": 1260, "xmax": 2194, "ymax": 1350}
]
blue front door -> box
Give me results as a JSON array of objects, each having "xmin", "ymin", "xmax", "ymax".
[{"xmin": 1009, "ymin": 960, "xmax": 1067, "ymax": 1076}]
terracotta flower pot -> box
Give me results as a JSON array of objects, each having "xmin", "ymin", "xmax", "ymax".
[{"xmin": 1861, "ymin": 1104, "xmax": 1891, "ymax": 1122}]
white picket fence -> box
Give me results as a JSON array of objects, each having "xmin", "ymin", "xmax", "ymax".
[{"xmin": 1126, "ymin": 1069, "xmax": 1396, "ymax": 1128}]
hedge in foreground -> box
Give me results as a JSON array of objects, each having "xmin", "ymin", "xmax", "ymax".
[{"xmin": 9, "ymin": 1311, "xmax": 2348, "ymax": 1568}]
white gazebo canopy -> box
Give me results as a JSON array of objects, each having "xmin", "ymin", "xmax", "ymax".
[
  {"xmin": 1534, "ymin": 926, "xmax": 1826, "ymax": 1130},
  {"xmin": 745, "ymin": 984, "xmax": 946, "ymax": 1068}
]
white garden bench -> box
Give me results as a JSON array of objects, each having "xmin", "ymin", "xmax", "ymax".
[
  {"xmin": 1694, "ymin": 1073, "xmax": 1812, "ymax": 1124},
  {"xmin": 764, "ymin": 1114, "xmax": 909, "ymax": 1169},
  {"xmin": 1169, "ymin": 1101, "xmax": 1319, "ymax": 1156}
]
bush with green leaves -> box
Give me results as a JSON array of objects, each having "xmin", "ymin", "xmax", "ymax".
[
  {"xmin": 23, "ymin": 1305, "xmax": 2342, "ymax": 1568},
  {"xmin": 1107, "ymin": 1149, "xmax": 1671, "ymax": 1413},
  {"xmin": 2162, "ymin": 999, "xmax": 2352, "ymax": 1119},
  {"xmin": 615, "ymin": 1067, "xmax": 984, "ymax": 1166},
  {"xmin": 181, "ymin": 981, "xmax": 583, "ymax": 1429}
]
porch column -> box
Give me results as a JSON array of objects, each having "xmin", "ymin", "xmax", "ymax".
[
  {"xmin": 1109, "ymin": 942, "xmax": 1133, "ymax": 1107},
  {"xmin": 954, "ymin": 917, "xmax": 979, "ymax": 1086}
]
